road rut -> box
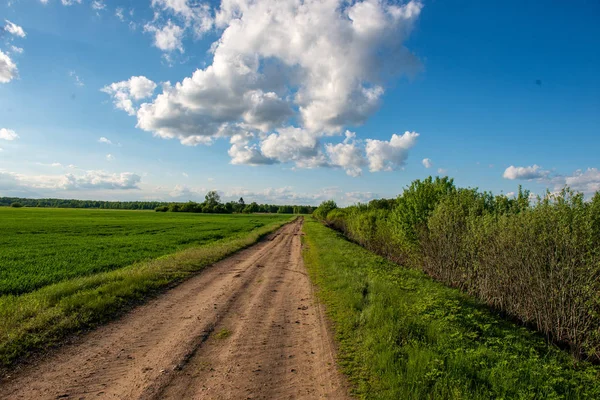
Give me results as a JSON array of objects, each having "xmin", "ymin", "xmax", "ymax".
[{"xmin": 0, "ymin": 218, "xmax": 349, "ymax": 399}]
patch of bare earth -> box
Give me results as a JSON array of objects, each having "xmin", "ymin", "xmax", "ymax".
[{"xmin": 0, "ymin": 218, "xmax": 349, "ymax": 399}]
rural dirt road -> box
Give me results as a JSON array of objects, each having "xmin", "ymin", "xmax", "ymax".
[{"xmin": 0, "ymin": 218, "xmax": 349, "ymax": 399}]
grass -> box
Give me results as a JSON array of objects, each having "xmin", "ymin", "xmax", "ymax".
[
  {"xmin": 302, "ymin": 219, "xmax": 600, "ymax": 399},
  {"xmin": 215, "ymin": 328, "xmax": 232, "ymax": 339},
  {"xmin": 0, "ymin": 208, "xmax": 290, "ymax": 296},
  {"xmin": 0, "ymin": 209, "xmax": 294, "ymax": 372}
]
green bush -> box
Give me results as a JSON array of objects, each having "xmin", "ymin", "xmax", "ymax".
[
  {"xmin": 321, "ymin": 178, "xmax": 600, "ymax": 361},
  {"xmin": 10, "ymin": 202, "xmax": 23, "ymax": 208}
]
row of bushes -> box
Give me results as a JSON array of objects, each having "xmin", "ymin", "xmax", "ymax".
[{"xmin": 315, "ymin": 177, "xmax": 600, "ymax": 361}]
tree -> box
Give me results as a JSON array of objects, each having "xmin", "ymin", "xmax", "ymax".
[
  {"xmin": 205, "ymin": 191, "xmax": 221, "ymax": 207},
  {"xmin": 313, "ymin": 200, "xmax": 337, "ymax": 220}
]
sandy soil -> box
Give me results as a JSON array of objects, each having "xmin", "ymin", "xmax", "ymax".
[{"xmin": 0, "ymin": 218, "xmax": 349, "ymax": 400}]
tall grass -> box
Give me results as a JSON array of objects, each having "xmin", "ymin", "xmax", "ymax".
[{"xmin": 318, "ymin": 177, "xmax": 600, "ymax": 361}]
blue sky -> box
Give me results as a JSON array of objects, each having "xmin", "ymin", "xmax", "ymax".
[{"xmin": 0, "ymin": 0, "xmax": 598, "ymax": 205}]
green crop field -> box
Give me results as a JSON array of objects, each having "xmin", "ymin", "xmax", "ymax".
[
  {"xmin": 0, "ymin": 208, "xmax": 293, "ymax": 370},
  {"xmin": 0, "ymin": 208, "xmax": 290, "ymax": 296}
]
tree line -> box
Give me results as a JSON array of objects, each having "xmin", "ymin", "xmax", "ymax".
[
  {"xmin": 314, "ymin": 177, "xmax": 600, "ymax": 362},
  {"xmin": 0, "ymin": 192, "xmax": 316, "ymax": 214}
]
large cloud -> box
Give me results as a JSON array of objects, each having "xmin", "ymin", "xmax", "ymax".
[
  {"xmin": 0, "ymin": 51, "xmax": 18, "ymax": 83},
  {"xmin": 104, "ymin": 0, "xmax": 423, "ymax": 174}
]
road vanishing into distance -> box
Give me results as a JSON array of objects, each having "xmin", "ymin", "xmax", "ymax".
[{"xmin": 0, "ymin": 218, "xmax": 349, "ymax": 399}]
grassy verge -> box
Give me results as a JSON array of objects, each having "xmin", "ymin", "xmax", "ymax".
[
  {"xmin": 302, "ymin": 219, "xmax": 600, "ymax": 399},
  {"xmin": 0, "ymin": 216, "xmax": 294, "ymax": 373}
]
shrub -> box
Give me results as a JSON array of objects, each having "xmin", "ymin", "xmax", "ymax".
[
  {"xmin": 154, "ymin": 206, "xmax": 169, "ymax": 212},
  {"xmin": 10, "ymin": 202, "xmax": 23, "ymax": 208},
  {"xmin": 318, "ymin": 178, "xmax": 600, "ymax": 361}
]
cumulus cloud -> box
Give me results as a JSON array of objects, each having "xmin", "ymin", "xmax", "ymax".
[
  {"xmin": 144, "ymin": 20, "xmax": 185, "ymax": 53},
  {"xmin": 228, "ymin": 132, "xmax": 276, "ymax": 166},
  {"xmin": 422, "ymin": 158, "xmax": 432, "ymax": 168},
  {"xmin": 10, "ymin": 46, "xmax": 23, "ymax": 54},
  {"xmin": 101, "ymin": 76, "xmax": 157, "ymax": 115},
  {"xmin": 98, "ymin": 137, "xmax": 112, "ymax": 145},
  {"xmin": 365, "ymin": 131, "xmax": 419, "ymax": 172},
  {"xmin": 152, "ymin": 0, "xmax": 213, "ymax": 36},
  {"xmin": 106, "ymin": 154, "xmax": 115, "ymax": 161},
  {"xmin": 4, "ymin": 20, "xmax": 26, "ymax": 37},
  {"xmin": 0, "ymin": 128, "xmax": 18, "ymax": 140},
  {"xmin": 104, "ymin": 0, "xmax": 423, "ymax": 174},
  {"xmin": 0, "ymin": 50, "xmax": 18, "ymax": 83},
  {"xmin": 503, "ymin": 165, "xmax": 550, "ymax": 180},
  {"xmin": 325, "ymin": 131, "xmax": 366, "ymax": 177},
  {"xmin": 61, "ymin": 0, "xmax": 82, "ymax": 6}
]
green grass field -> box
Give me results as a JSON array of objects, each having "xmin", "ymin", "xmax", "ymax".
[
  {"xmin": 302, "ymin": 219, "xmax": 600, "ymax": 399},
  {"xmin": 0, "ymin": 208, "xmax": 290, "ymax": 296},
  {"xmin": 0, "ymin": 208, "xmax": 293, "ymax": 370}
]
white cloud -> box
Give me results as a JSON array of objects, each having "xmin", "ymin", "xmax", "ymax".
[
  {"xmin": 422, "ymin": 158, "xmax": 432, "ymax": 168},
  {"xmin": 0, "ymin": 170, "xmax": 142, "ymax": 192},
  {"xmin": 61, "ymin": 0, "xmax": 82, "ymax": 6},
  {"xmin": 69, "ymin": 71, "xmax": 84, "ymax": 87},
  {"xmin": 503, "ymin": 165, "xmax": 600, "ymax": 196},
  {"xmin": 151, "ymin": 0, "xmax": 214, "ymax": 36},
  {"xmin": 228, "ymin": 132, "xmax": 276, "ymax": 166},
  {"xmin": 0, "ymin": 128, "xmax": 18, "ymax": 140},
  {"xmin": 91, "ymin": 0, "xmax": 105, "ymax": 11},
  {"xmin": 562, "ymin": 168, "xmax": 600, "ymax": 195},
  {"xmin": 98, "ymin": 137, "xmax": 112, "ymax": 145},
  {"xmin": 182, "ymin": 172, "xmax": 188, "ymax": 177},
  {"xmin": 365, "ymin": 131, "xmax": 419, "ymax": 172},
  {"xmin": 101, "ymin": 76, "xmax": 157, "ymax": 115},
  {"xmin": 503, "ymin": 165, "xmax": 549, "ymax": 180},
  {"xmin": 10, "ymin": 46, "xmax": 23, "ymax": 54},
  {"xmin": 437, "ymin": 168, "xmax": 447, "ymax": 174},
  {"xmin": 325, "ymin": 131, "xmax": 366, "ymax": 177},
  {"xmin": 0, "ymin": 50, "xmax": 18, "ymax": 83},
  {"xmin": 144, "ymin": 20, "xmax": 185, "ymax": 53},
  {"xmin": 4, "ymin": 20, "xmax": 26, "ymax": 37},
  {"xmin": 115, "ymin": 8, "xmax": 125, "ymax": 21},
  {"xmin": 106, "ymin": 154, "xmax": 115, "ymax": 161},
  {"xmin": 116, "ymin": 0, "xmax": 422, "ymax": 146}
]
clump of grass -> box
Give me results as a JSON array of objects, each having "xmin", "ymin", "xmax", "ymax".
[
  {"xmin": 0, "ymin": 216, "xmax": 294, "ymax": 374},
  {"xmin": 302, "ymin": 219, "xmax": 600, "ymax": 399},
  {"xmin": 214, "ymin": 328, "xmax": 232, "ymax": 339}
]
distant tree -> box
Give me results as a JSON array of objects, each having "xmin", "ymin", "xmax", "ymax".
[
  {"xmin": 238, "ymin": 197, "xmax": 245, "ymax": 207},
  {"xmin": 243, "ymin": 202, "xmax": 259, "ymax": 214},
  {"xmin": 205, "ymin": 191, "xmax": 221, "ymax": 207},
  {"xmin": 10, "ymin": 202, "xmax": 23, "ymax": 208},
  {"xmin": 155, "ymin": 206, "xmax": 169, "ymax": 212}
]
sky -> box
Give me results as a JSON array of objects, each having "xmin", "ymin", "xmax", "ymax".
[{"xmin": 0, "ymin": 0, "xmax": 599, "ymax": 206}]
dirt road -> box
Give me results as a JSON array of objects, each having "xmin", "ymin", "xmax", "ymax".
[{"xmin": 0, "ymin": 218, "xmax": 349, "ymax": 399}]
